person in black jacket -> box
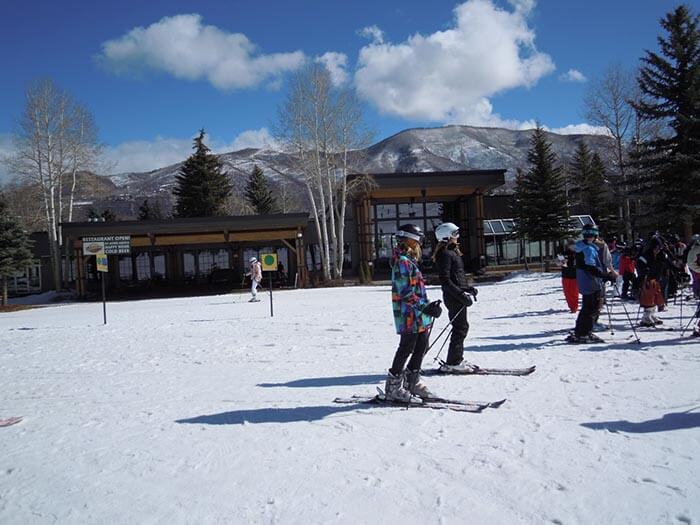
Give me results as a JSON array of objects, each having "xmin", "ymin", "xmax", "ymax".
[{"xmin": 432, "ymin": 222, "xmax": 478, "ymax": 373}]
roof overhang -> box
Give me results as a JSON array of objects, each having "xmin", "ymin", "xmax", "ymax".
[{"xmin": 347, "ymin": 170, "xmax": 506, "ymax": 200}]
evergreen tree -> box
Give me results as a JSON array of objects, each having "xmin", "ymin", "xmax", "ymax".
[
  {"xmin": 512, "ymin": 125, "xmax": 571, "ymax": 257},
  {"xmin": 0, "ymin": 196, "xmax": 35, "ymax": 305},
  {"xmin": 632, "ymin": 5, "xmax": 700, "ymax": 236},
  {"xmin": 138, "ymin": 199, "xmax": 163, "ymax": 220},
  {"xmin": 244, "ymin": 165, "xmax": 277, "ymax": 214},
  {"xmin": 87, "ymin": 207, "xmax": 117, "ymax": 222},
  {"xmin": 569, "ymin": 144, "xmax": 612, "ymax": 228},
  {"xmin": 173, "ymin": 130, "xmax": 232, "ymax": 218}
]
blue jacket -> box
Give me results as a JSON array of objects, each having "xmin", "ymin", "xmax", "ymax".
[{"xmin": 575, "ymin": 240, "xmax": 605, "ymax": 295}]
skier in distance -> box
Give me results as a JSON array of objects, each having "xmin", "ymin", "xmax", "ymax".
[
  {"xmin": 385, "ymin": 224, "xmax": 442, "ymax": 402},
  {"xmin": 246, "ymin": 256, "xmax": 263, "ymax": 302},
  {"xmin": 432, "ymin": 222, "xmax": 479, "ymax": 372}
]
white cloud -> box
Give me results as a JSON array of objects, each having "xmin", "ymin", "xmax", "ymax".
[
  {"xmin": 99, "ymin": 14, "xmax": 305, "ymax": 90},
  {"xmin": 316, "ymin": 52, "xmax": 349, "ymax": 86},
  {"xmin": 549, "ymin": 123, "xmax": 609, "ymax": 135},
  {"xmin": 559, "ymin": 68, "xmax": 587, "ymax": 83},
  {"xmin": 358, "ymin": 25, "xmax": 385, "ymax": 44},
  {"xmin": 225, "ymin": 128, "xmax": 278, "ymax": 151},
  {"xmin": 102, "ymin": 128, "xmax": 278, "ymax": 174},
  {"xmin": 355, "ymin": 0, "xmax": 555, "ymax": 123}
]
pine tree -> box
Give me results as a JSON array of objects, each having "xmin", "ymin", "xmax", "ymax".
[
  {"xmin": 512, "ymin": 125, "xmax": 571, "ymax": 258},
  {"xmin": 0, "ymin": 196, "xmax": 35, "ymax": 305},
  {"xmin": 173, "ymin": 130, "xmax": 232, "ymax": 218},
  {"xmin": 569, "ymin": 143, "xmax": 612, "ymax": 229},
  {"xmin": 244, "ymin": 165, "xmax": 277, "ymax": 214},
  {"xmin": 138, "ymin": 199, "xmax": 163, "ymax": 220},
  {"xmin": 568, "ymin": 142, "xmax": 593, "ymax": 209},
  {"xmin": 632, "ymin": 5, "xmax": 700, "ymax": 236}
]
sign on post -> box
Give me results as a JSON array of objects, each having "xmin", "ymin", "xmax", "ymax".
[
  {"xmin": 260, "ymin": 253, "xmax": 277, "ymax": 317},
  {"xmin": 261, "ymin": 253, "xmax": 277, "ymax": 271},
  {"xmin": 96, "ymin": 252, "xmax": 108, "ymax": 273},
  {"xmin": 82, "ymin": 235, "xmax": 131, "ymax": 255}
]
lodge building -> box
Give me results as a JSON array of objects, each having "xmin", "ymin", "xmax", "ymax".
[{"xmin": 16, "ymin": 168, "xmax": 582, "ymax": 298}]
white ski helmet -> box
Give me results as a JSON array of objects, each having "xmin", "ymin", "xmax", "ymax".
[
  {"xmin": 435, "ymin": 222, "xmax": 459, "ymax": 242},
  {"xmin": 249, "ymin": 256, "xmax": 257, "ymax": 263}
]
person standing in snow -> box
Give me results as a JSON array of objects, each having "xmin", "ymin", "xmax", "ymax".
[
  {"xmin": 637, "ymin": 236, "xmax": 667, "ymax": 326},
  {"xmin": 686, "ymin": 237, "xmax": 700, "ymax": 337},
  {"xmin": 432, "ymin": 222, "xmax": 479, "ymax": 372},
  {"xmin": 619, "ymin": 244, "xmax": 637, "ymax": 300},
  {"xmin": 558, "ymin": 239, "xmax": 579, "ymax": 313},
  {"xmin": 385, "ymin": 224, "xmax": 442, "ymax": 402},
  {"xmin": 246, "ymin": 256, "xmax": 263, "ymax": 302},
  {"xmin": 567, "ymin": 224, "xmax": 617, "ymax": 343}
]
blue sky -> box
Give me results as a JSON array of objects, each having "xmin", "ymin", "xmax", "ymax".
[{"xmin": 0, "ymin": 0, "xmax": 680, "ymax": 176}]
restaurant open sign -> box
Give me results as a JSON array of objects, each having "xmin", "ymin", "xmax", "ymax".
[{"xmin": 82, "ymin": 235, "xmax": 131, "ymax": 255}]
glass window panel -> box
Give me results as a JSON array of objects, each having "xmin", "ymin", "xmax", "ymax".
[
  {"xmin": 214, "ymin": 249, "xmax": 230, "ymax": 269},
  {"xmin": 154, "ymin": 255, "xmax": 166, "ymax": 277},
  {"xmin": 136, "ymin": 253, "xmax": 151, "ymax": 281},
  {"xmin": 425, "ymin": 202, "xmax": 441, "ymax": 217},
  {"xmin": 377, "ymin": 220, "xmax": 397, "ymax": 235},
  {"xmin": 502, "ymin": 220, "xmax": 515, "ymax": 232},
  {"xmin": 483, "ymin": 221, "xmax": 494, "ymax": 234},
  {"xmin": 491, "ymin": 221, "xmax": 506, "ymax": 234},
  {"xmin": 183, "ymin": 252, "xmax": 196, "ymax": 278},
  {"xmin": 119, "ymin": 256, "xmax": 133, "ymax": 280},
  {"xmin": 375, "ymin": 204, "xmax": 396, "ymax": 219},
  {"xmin": 398, "ymin": 203, "xmax": 420, "ymax": 219},
  {"xmin": 198, "ymin": 251, "xmax": 214, "ymax": 275}
]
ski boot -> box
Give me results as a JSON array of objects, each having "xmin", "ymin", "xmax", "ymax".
[
  {"xmin": 384, "ymin": 371, "xmax": 417, "ymax": 403},
  {"xmin": 439, "ymin": 359, "xmax": 478, "ymax": 374},
  {"xmin": 405, "ymin": 369, "xmax": 434, "ymax": 399}
]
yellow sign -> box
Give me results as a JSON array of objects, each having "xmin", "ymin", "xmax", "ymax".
[
  {"xmin": 261, "ymin": 253, "xmax": 278, "ymax": 271},
  {"xmin": 96, "ymin": 252, "xmax": 108, "ymax": 273}
]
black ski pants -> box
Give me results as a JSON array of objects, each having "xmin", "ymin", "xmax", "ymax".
[
  {"xmin": 390, "ymin": 331, "xmax": 429, "ymax": 376},
  {"xmin": 444, "ymin": 296, "xmax": 469, "ymax": 365},
  {"xmin": 575, "ymin": 291, "xmax": 601, "ymax": 337}
]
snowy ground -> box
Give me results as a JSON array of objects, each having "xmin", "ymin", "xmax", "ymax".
[{"xmin": 1, "ymin": 273, "xmax": 699, "ymax": 524}]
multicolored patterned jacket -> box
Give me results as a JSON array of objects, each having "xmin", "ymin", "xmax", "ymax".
[{"xmin": 391, "ymin": 247, "xmax": 433, "ymax": 334}]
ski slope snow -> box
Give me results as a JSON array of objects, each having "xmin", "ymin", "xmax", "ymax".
[{"xmin": 1, "ymin": 273, "xmax": 698, "ymax": 523}]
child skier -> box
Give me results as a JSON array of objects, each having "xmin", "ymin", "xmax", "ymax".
[
  {"xmin": 567, "ymin": 224, "xmax": 617, "ymax": 343},
  {"xmin": 558, "ymin": 239, "xmax": 579, "ymax": 313},
  {"xmin": 385, "ymin": 224, "xmax": 442, "ymax": 402},
  {"xmin": 432, "ymin": 222, "xmax": 479, "ymax": 372},
  {"xmin": 246, "ymin": 256, "xmax": 263, "ymax": 302},
  {"xmin": 637, "ymin": 238, "xmax": 666, "ymax": 326}
]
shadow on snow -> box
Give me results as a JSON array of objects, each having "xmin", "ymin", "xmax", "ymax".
[
  {"xmin": 176, "ymin": 404, "xmax": 372, "ymax": 425},
  {"xmin": 581, "ymin": 409, "xmax": 700, "ymax": 433},
  {"xmin": 484, "ymin": 308, "xmax": 567, "ymax": 320},
  {"xmin": 258, "ymin": 374, "xmax": 385, "ymax": 388}
]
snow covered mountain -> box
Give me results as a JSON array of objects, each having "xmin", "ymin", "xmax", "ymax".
[{"xmin": 96, "ymin": 125, "xmax": 612, "ymax": 218}]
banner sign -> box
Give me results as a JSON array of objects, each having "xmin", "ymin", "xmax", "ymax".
[
  {"xmin": 82, "ymin": 235, "xmax": 131, "ymax": 255},
  {"xmin": 261, "ymin": 253, "xmax": 278, "ymax": 271},
  {"xmin": 96, "ymin": 252, "xmax": 108, "ymax": 272}
]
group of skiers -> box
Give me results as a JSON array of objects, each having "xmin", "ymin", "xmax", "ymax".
[{"xmin": 560, "ymin": 225, "xmax": 700, "ymax": 342}]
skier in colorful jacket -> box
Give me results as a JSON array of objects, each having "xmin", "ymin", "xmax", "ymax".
[
  {"xmin": 385, "ymin": 224, "xmax": 441, "ymax": 402},
  {"xmin": 567, "ymin": 224, "xmax": 617, "ymax": 343}
]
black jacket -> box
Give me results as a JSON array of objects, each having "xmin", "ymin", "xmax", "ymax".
[
  {"xmin": 436, "ymin": 244, "xmax": 470, "ymax": 303},
  {"xmin": 561, "ymin": 250, "xmax": 577, "ymax": 279}
]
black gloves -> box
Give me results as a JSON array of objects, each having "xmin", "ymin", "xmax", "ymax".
[
  {"xmin": 462, "ymin": 285, "xmax": 478, "ymax": 297},
  {"xmin": 422, "ymin": 300, "xmax": 443, "ymax": 318},
  {"xmin": 460, "ymin": 292, "xmax": 473, "ymax": 307}
]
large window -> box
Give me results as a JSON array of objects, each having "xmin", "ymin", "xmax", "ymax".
[{"xmin": 371, "ymin": 201, "xmax": 445, "ymax": 262}]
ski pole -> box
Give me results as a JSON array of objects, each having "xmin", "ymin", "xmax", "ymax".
[
  {"xmin": 680, "ymin": 302, "xmax": 699, "ymax": 336},
  {"xmin": 432, "ymin": 325, "xmax": 454, "ymax": 364},
  {"xmin": 613, "ymin": 283, "xmax": 641, "ymax": 344},
  {"xmin": 604, "ymin": 287, "xmax": 615, "ymax": 336},
  {"xmin": 425, "ymin": 303, "xmax": 467, "ymax": 355}
]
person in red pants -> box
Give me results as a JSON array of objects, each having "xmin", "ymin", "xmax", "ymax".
[{"xmin": 559, "ymin": 239, "xmax": 579, "ymax": 313}]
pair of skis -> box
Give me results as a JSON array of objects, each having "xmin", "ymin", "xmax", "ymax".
[{"xmin": 333, "ymin": 365, "xmax": 535, "ymax": 413}]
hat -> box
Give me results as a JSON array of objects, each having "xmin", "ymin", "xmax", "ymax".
[{"xmin": 249, "ymin": 256, "xmax": 257, "ymax": 263}]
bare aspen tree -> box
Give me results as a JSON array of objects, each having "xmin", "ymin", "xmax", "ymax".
[
  {"xmin": 275, "ymin": 63, "xmax": 373, "ymax": 281},
  {"xmin": 7, "ymin": 79, "xmax": 101, "ymax": 290},
  {"xmin": 583, "ymin": 64, "xmax": 636, "ymax": 239}
]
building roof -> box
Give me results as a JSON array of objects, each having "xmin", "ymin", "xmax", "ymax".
[
  {"xmin": 61, "ymin": 213, "xmax": 310, "ymax": 237},
  {"xmin": 347, "ymin": 170, "xmax": 506, "ymax": 199}
]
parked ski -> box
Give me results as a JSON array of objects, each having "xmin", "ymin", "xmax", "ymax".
[
  {"xmin": 421, "ymin": 365, "xmax": 536, "ymax": 377},
  {"xmin": 0, "ymin": 416, "xmax": 23, "ymax": 428}
]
